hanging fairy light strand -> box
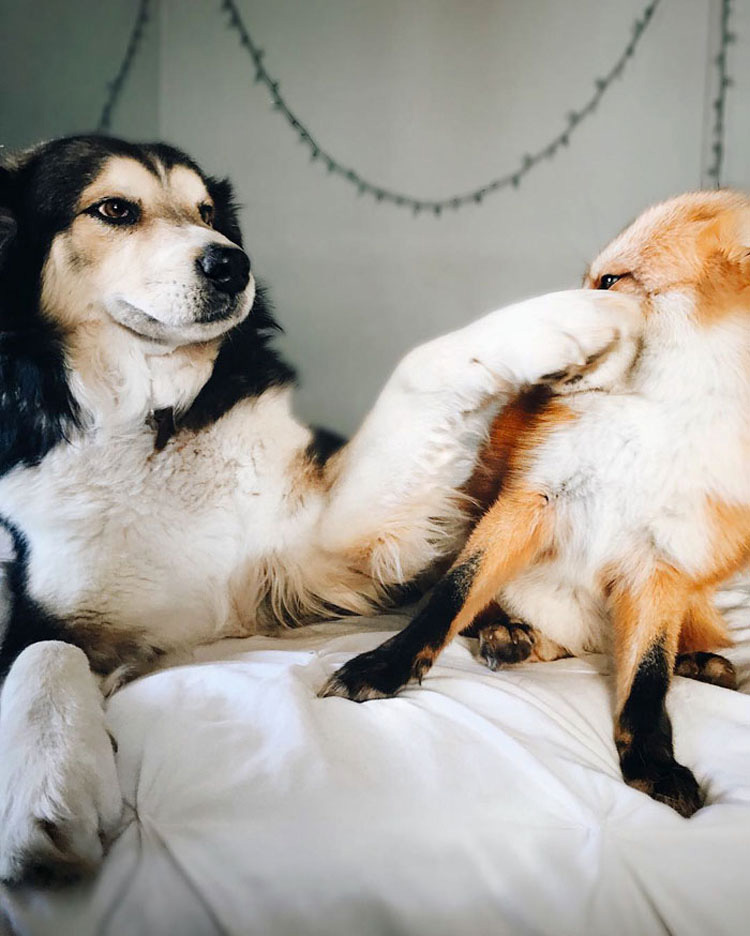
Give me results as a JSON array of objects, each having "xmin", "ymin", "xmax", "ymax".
[
  {"xmin": 98, "ymin": 0, "xmax": 150, "ymax": 132},
  {"xmin": 219, "ymin": 0, "xmax": 661, "ymax": 214},
  {"xmin": 706, "ymin": 0, "xmax": 735, "ymax": 186},
  {"xmin": 96, "ymin": 1, "xmax": 713, "ymax": 216},
  {"xmin": 98, "ymin": 0, "xmax": 660, "ymax": 212}
]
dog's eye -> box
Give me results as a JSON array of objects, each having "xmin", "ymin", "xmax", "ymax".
[
  {"xmin": 598, "ymin": 273, "xmax": 623, "ymax": 290},
  {"xmin": 199, "ymin": 203, "xmax": 215, "ymax": 226},
  {"xmin": 92, "ymin": 199, "xmax": 139, "ymax": 226}
]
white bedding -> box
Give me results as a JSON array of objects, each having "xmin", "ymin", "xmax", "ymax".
[{"xmin": 3, "ymin": 584, "xmax": 750, "ymax": 936}]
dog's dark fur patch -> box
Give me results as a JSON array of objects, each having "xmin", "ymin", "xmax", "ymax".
[
  {"xmin": 0, "ymin": 156, "xmax": 81, "ymax": 475},
  {"xmin": 305, "ymin": 425, "xmax": 347, "ymax": 469},
  {"xmin": 0, "ymin": 521, "xmax": 64, "ymax": 678},
  {"xmin": 178, "ymin": 283, "xmax": 296, "ymax": 436}
]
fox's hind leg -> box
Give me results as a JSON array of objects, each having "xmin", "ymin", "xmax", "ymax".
[
  {"xmin": 320, "ymin": 487, "xmax": 554, "ymax": 701},
  {"xmin": 463, "ymin": 604, "xmax": 569, "ymax": 670},
  {"xmin": 675, "ymin": 590, "xmax": 736, "ymax": 689},
  {"xmin": 611, "ymin": 565, "xmax": 703, "ymax": 817}
]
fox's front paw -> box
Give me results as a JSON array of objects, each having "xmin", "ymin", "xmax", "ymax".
[
  {"xmin": 319, "ymin": 637, "xmax": 428, "ymax": 702},
  {"xmin": 479, "ymin": 621, "xmax": 536, "ymax": 669},
  {"xmin": 319, "ymin": 655, "xmax": 396, "ymax": 702}
]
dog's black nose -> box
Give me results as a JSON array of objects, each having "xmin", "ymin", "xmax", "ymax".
[{"xmin": 197, "ymin": 245, "xmax": 251, "ymax": 295}]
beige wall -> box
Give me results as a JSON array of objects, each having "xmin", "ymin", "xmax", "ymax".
[
  {"xmin": 0, "ymin": 0, "xmax": 160, "ymax": 148},
  {"xmin": 2, "ymin": 0, "xmax": 745, "ymax": 434}
]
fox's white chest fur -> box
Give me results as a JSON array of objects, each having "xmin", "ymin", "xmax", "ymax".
[{"xmin": 502, "ymin": 311, "xmax": 750, "ymax": 654}]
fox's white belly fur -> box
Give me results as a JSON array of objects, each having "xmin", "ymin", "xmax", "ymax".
[{"xmin": 501, "ymin": 333, "xmax": 750, "ymax": 654}]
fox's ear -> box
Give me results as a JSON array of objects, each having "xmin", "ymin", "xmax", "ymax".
[{"xmin": 699, "ymin": 206, "xmax": 750, "ymax": 268}]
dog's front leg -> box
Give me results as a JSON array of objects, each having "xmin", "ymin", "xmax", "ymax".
[
  {"xmin": 0, "ymin": 641, "xmax": 122, "ymax": 885},
  {"xmin": 318, "ymin": 289, "xmax": 641, "ymax": 585}
]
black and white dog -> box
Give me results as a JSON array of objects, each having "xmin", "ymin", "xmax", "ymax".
[{"xmin": 0, "ymin": 135, "xmax": 638, "ymax": 883}]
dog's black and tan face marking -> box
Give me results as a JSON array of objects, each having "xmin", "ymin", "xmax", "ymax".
[
  {"xmin": 33, "ymin": 142, "xmax": 255, "ymax": 346},
  {"xmin": 0, "ymin": 135, "xmax": 295, "ymax": 466}
]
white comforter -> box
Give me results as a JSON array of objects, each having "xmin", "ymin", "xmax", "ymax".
[{"xmin": 3, "ymin": 585, "xmax": 750, "ymax": 936}]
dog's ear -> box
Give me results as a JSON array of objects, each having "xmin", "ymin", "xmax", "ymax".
[
  {"xmin": 206, "ymin": 176, "xmax": 243, "ymax": 248},
  {"xmin": 0, "ymin": 166, "xmax": 19, "ymax": 268}
]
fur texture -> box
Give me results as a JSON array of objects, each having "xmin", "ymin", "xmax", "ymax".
[{"xmin": 0, "ymin": 134, "xmax": 640, "ymax": 883}]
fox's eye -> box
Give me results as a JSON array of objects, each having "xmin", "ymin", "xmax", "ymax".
[
  {"xmin": 598, "ymin": 273, "xmax": 623, "ymax": 290},
  {"xmin": 89, "ymin": 199, "xmax": 139, "ymax": 226},
  {"xmin": 199, "ymin": 203, "xmax": 215, "ymax": 226}
]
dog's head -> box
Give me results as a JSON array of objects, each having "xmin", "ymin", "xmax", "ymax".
[
  {"xmin": 0, "ymin": 136, "xmax": 293, "ymax": 470},
  {"xmin": 0, "ymin": 135, "xmax": 254, "ymax": 347},
  {"xmin": 585, "ymin": 190, "xmax": 750, "ymax": 327}
]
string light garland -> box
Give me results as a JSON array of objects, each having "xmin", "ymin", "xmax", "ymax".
[
  {"xmin": 706, "ymin": 0, "xmax": 735, "ymax": 186},
  {"xmin": 220, "ymin": 0, "xmax": 661, "ymax": 214},
  {"xmin": 96, "ymin": 1, "xmax": 735, "ymax": 213},
  {"xmin": 98, "ymin": 0, "xmax": 150, "ymax": 132}
]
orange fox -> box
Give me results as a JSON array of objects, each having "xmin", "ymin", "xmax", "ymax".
[{"xmin": 323, "ymin": 191, "xmax": 750, "ymax": 817}]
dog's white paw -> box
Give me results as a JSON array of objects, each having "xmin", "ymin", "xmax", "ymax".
[
  {"xmin": 0, "ymin": 642, "xmax": 123, "ymax": 885},
  {"xmin": 501, "ymin": 289, "xmax": 643, "ymax": 391},
  {"xmin": 395, "ymin": 290, "xmax": 643, "ymax": 403}
]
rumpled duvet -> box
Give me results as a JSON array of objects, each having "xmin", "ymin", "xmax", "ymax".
[{"xmin": 3, "ymin": 582, "xmax": 750, "ymax": 936}]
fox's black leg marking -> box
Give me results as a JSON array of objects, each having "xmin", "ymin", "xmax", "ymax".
[
  {"xmin": 320, "ymin": 556, "xmax": 480, "ymax": 701},
  {"xmin": 616, "ymin": 640, "xmax": 702, "ymax": 817}
]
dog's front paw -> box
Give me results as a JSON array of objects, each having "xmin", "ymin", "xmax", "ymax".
[
  {"xmin": 0, "ymin": 764, "xmax": 122, "ymax": 886},
  {"xmin": 506, "ymin": 290, "xmax": 643, "ymax": 391},
  {"xmin": 0, "ymin": 643, "xmax": 123, "ymax": 885},
  {"xmin": 392, "ymin": 290, "xmax": 641, "ymax": 405},
  {"xmin": 536, "ymin": 335, "xmax": 618, "ymax": 388}
]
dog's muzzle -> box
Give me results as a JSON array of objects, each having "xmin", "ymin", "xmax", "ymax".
[{"xmin": 196, "ymin": 244, "xmax": 251, "ymax": 297}]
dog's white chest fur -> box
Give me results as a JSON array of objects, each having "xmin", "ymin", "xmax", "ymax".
[{"xmin": 0, "ymin": 388, "xmax": 318, "ymax": 647}]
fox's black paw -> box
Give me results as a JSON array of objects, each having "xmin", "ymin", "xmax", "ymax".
[
  {"xmin": 479, "ymin": 621, "xmax": 535, "ymax": 670},
  {"xmin": 626, "ymin": 761, "xmax": 703, "ymax": 818},
  {"xmin": 675, "ymin": 652, "xmax": 737, "ymax": 690},
  {"xmin": 319, "ymin": 642, "xmax": 428, "ymax": 702}
]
